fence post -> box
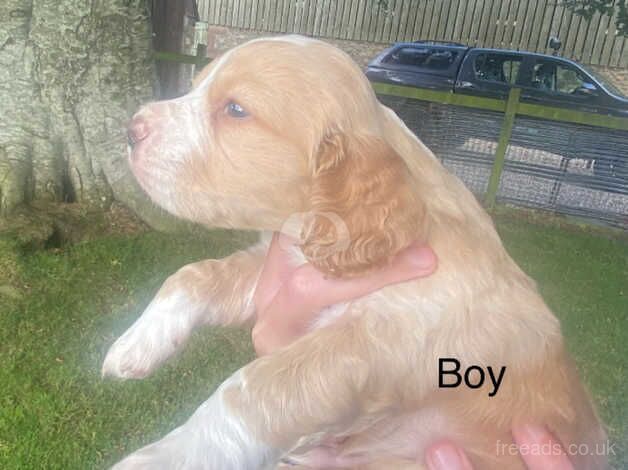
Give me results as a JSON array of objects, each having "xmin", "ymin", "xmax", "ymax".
[
  {"xmin": 485, "ymin": 87, "xmax": 521, "ymax": 208},
  {"xmin": 195, "ymin": 43, "xmax": 207, "ymax": 68}
]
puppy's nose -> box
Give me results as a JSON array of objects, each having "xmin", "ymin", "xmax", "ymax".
[{"xmin": 127, "ymin": 115, "xmax": 150, "ymax": 147}]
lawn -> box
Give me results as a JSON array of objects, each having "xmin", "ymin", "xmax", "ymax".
[{"xmin": 0, "ymin": 215, "xmax": 626, "ymax": 469}]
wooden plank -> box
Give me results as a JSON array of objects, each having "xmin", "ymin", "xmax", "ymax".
[
  {"xmin": 332, "ymin": 0, "xmax": 345, "ymax": 39},
  {"xmin": 591, "ymin": 7, "xmax": 614, "ymax": 65},
  {"xmin": 417, "ymin": 0, "xmax": 434, "ymax": 41},
  {"xmin": 225, "ymin": 0, "xmax": 234, "ymax": 27},
  {"xmin": 246, "ymin": 0, "xmax": 258, "ymax": 29},
  {"xmin": 485, "ymin": 87, "xmax": 521, "ymax": 207},
  {"xmin": 446, "ymin": 0, "xmax": 462, "ymax": 41},
  {"xmin": 561, "ymin": 8, "xmax": 579, "ymax": 58},
  {"xmin": 375, "ymin": 1, "xmax": 387, "ymax": 42},
  {"xmin": 240, "ymin": 0, "xmax": 250, "ymax": 28},
  {"xmin": 268, "ymin": 0, "xmax": 281, "ymax": 33},
  {"xmin": 305, "ymin": 0, "xmax": 317, "ymax": 36},
  {"xmin": 440, "ymin": 0, "xmax": 454, "ymax": 40},
  {"xmin": 302, "ymin": 0, "xmax": 311, "ymax": 34},
  {"xmin": 233, "ymin": 0, "xmax": 242, "ymax": 27},
  {"xmin": 287, "ymin": 0, "xmax": 296, "ymax": 33},
  {"xmin": 601, "ymin": 12, "xmax": 618, "ymax": 65},
  {"xmin": 469, "ymin": 0, "xmax": 486, "ymax": 46},
  {"xmin": 214, "ymin": 0, "xmax": 222, "ymax": 24},
  {"xmin": 517, "ymin": 102, "xmax": 628, "ymax": 130},
  {"xmin": 343, "ymin": 0, "xmax": 363, "ymax": 41},
  {"xmin": 388, "ymin": 0, "xmax": 405, "ymax": 42},
  {"xmin": 344, "ymin": 0, "xmax": 359, "ymax": 40},
  {"xmin": 247, "ymin": 0, "xmax": 256, "ymax": 29},
  {"xmin": 457, "ymin": 0, "xmax": 474, "ymax": 44},
  {"xmin": 371, "ymin": 82, "xmax": 628, "ymax": 130},
  {"xmin": 387, "ymin": 0, "xmax": 398, "ymax": 41},
  {"xmin": 206, "ymin": 0, "xmax": 215, "ymax": 23},
  {"xmin": 155, "ymin": 50, "xmax": 212, "ymax": 66},
  {"xmin": 372, "ymin": 82, "xmax": 508, "ymax": 111},
  {"xmin": 404, "ymin": 0, "xmax": 423, "ymax": 41},
  {"xmin": 354, "ymin": 0, "xmax": 368, "ymax": 40},
  {"xmin": 511, "ymin": 0, "xmax": 529, "ymax": 49},
  {"xmin": 222, "ymin": 0, "xmax": 230, "ymax": 25},
  {"xmin": 437, "ymin": 0, "xmax": 452, "ymax": 40},
  {"xmin": 312, "ymin": 0, "xmax": 325, "ymax": 36},
  {"xmin": 484, "ymin": 0, "xmax": 501, "ymax": 47},
  {"xmin": 496, "ymin": 0, "xmax": 513, "ymax": 47},
  {"xmin": 609, "ymin": 14, "xmax": 625, "ymax": 67},
  {"xmin": 342, "ymin": 0, "xmax": 357, "ymax": 40},
  {"xmin": 533, "ymin": 0, "xmax": 554, "ymax": 52},
  {"xmin": 333, "ymin": 0, "xmax": 345, "ymax": 39},
  {"xmin": 556, "ymin": 5, "xmax": 575, "ymax": 57},
  {"xmin": 582, "ymin": 10, "xmax": 603, "ymax": 64},
  {"xmin": 521, "ymin": 0, "xmax": 543, "ymax": 51},
  {"xmin": 506, "ymin": 0, "xmax": 525, "ymax": 49},
  {"xmin": 278, "ymin": 0, "xmax": 289, "ymax": 32},
  {"xmin": 427, "ymin": 0, "xmax": 444, "ymax": 40},
  {"xmin": 316, "ymin": 0, "xmax": 324, "ymax": 35},
  {"xmin": 569, "ymin": 11, "xmax": 589, "ymax": 62},
  {"xmin": 393, "ymin": 0, "xmax": 416, "ymax": 42},
  {"xmin": 619, "ymin": 37, "xmax": 628, "ymax": 68},
  {"xmin": 476, "ymin": 0, "xmax": 493, "ymax": 47}
]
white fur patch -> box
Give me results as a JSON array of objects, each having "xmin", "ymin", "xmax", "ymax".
[
  {"xmin": 102, "ymin": 291, "xmax": 204, "ymax": 379},
  {"xmin": 111, "ymin": 371, "xmax": 279, "ymax": 469}
]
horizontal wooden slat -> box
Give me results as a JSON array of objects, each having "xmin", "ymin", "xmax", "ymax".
[{"xmin": 371, "ymin": 82, "xmax": 628, "ymax": 130}]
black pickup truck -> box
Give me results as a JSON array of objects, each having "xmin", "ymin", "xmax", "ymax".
[{"xmin": 366, "ymin": 41, "xmax": 628, "ymax": 178}]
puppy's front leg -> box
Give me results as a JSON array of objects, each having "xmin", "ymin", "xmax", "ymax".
[
  {"xmin": 102, "ymin": 240, "xmax": 267, "ymax": 379},
  {"xmin": 110, "ymin": 316, "xmax": 403, "ymax": 470}
]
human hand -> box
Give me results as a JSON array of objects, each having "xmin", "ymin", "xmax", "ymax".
[
  {"xmin": 425, "ymin": 425, "xmax": 574, "ymax": 470},
  {"xmin": 252, "ymin": 232, "xmax": 437, "ymax": 356}
]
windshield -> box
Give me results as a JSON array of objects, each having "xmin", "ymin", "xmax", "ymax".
[{"xmin": 585, "ymin": 67, "xmax": 628, "ymax": 99}]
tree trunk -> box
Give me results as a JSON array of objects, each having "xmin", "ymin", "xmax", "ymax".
[{"xmin": 0, "ymin": 0, "xmax": 184, "ymax": 231}]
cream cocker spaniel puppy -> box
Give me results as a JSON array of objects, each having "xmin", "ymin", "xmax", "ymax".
[{"xmin": 103, "ymin": 36, "xmax": 607, "ymax": 469}]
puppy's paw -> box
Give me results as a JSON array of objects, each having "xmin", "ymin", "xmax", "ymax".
[{"xmin": 102, "ymin": 295, "xmax": 194, "ymax": 379}]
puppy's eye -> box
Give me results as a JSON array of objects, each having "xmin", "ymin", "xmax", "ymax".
[{"xmin": 225, "ymin": 101, "xmax": 248, "ymax": 118}]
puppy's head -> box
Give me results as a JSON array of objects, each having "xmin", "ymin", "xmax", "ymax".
[{"xmin": 128, "ymin": 36, "xmax": 424, "ymax": 275}]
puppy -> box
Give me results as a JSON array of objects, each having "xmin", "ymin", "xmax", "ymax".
[{"xmin": 103, "ymin": 36, "xmax": 608, "ymax": 469}]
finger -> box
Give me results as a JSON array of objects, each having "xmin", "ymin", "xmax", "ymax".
[
  {"xmin": 512, "ymin": 425, "xmax": 574, "ymax": 470},
  {"xmin": 425, "ymin": 441, "xmax": 473, "ymax": 470},
  {"xmin": 253, "ymin": 233, "xmax": 299, "ymax": 314},
  {"xmin": 384, "ymin": 243, "xmax": 438, "ymax": 282}
]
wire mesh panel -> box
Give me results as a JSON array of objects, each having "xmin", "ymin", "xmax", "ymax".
[
  {"xmin": 378, "ymin": 94, "xmax": 628, "ymax": 229},
  {"xmin": 379, "ymin": 95, "xmax": 500, "ymax": 195},
  {"xmin": 500, "ymin": 117, "xmax": 628, "ymax": 228}
]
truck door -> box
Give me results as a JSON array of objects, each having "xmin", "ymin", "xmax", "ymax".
[
  {"xmin": 456, "ymin": 50, "xmax": 524, "ymax": 99},
  {"xmin": 519, "ymin": 57, "xmax": 603, "ymax": 114}
]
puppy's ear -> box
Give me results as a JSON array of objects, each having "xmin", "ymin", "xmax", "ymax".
[{"xmin": 301, "ymin": 132, "xmax": 425, "ymax": 277}]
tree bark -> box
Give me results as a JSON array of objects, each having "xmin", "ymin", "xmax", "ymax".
[{"xmin": 0, "ymin": 0, "xmax": 184, "ymax": 231}]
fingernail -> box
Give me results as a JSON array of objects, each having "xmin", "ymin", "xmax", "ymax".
[
  {"xmin": 514, "ymin": 424, "xmax": 548, "ymax": 445},
  {"xmin": 427, "ymin": 442, "xmax": 471, "ymax": 470},
  {"xmin": 413, "ymin": 245, "xmax": 437, "ymax": 270}
]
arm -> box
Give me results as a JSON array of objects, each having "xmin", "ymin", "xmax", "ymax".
[
  {"xmin": 111, "ymin": 315, "xmax": 406, "ymax": 470},
  {"xmin": 102, "ymin": 240, "xmax": 267, "ymax": 379}
]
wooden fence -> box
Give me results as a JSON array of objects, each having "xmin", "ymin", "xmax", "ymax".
[{"xmin": 197, "ymin": 0, "xmax": 628, "ymax": 67}]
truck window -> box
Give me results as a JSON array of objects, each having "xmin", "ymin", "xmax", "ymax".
[
  {"xmin": 473, "ymin": 53, "xmax": 522, "ymax": 84},
  {"xmin": 531, "ymin": 60, "xmax": 593, "ymax": 94},
  {"xmin": 385, "ymin": 47, "xmax": 457, "ymax": 70}
]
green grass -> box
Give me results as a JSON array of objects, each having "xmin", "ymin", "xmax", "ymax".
[{"xmin": 0, "ymin": 218, "xmax": 626, "ymax": 469}]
